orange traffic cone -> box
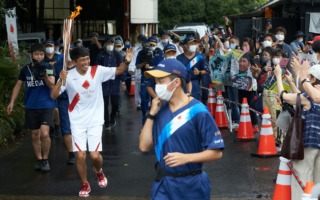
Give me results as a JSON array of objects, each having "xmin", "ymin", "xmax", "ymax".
[
  {"xmin": 129, "ymin": 77, "xmax": 135, "ymax": 96},
  {"xmin": 304, "ymin": 182, "xmax": 315, "ymax": 194},
  {"xmin": 214, "ymin": 90, "xmax": 228, "ymax": 128},
  {"xmin": 272, "ymin": 157, "xmax": 292, "ymax": 200},
  {"xmin": 251, "ymin": 107, "xmax": 279, "ymax": 157},
  {"xmin": 234, "ymin": 98, "xmax": 256, "ymax": 142},
  {"xmin": 207, "ymin": 84, "xmax": 216, "ymax": 117}
]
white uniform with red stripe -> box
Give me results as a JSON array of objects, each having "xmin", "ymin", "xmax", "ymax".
[{"xmin": 60, "ymin": 65, "xmax": 116, "ymax": 151}]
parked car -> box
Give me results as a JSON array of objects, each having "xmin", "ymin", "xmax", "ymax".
[
  {"xmin": 17, "ymin": 32, "xmax": 46, "ymax": 49},
  {"xmin": 173, "ymin": 23, "xmax": 210, "ymax": 39},
  {"xmin": 169, "ymin": 29, "xmax": 201, "ymax": 44}
]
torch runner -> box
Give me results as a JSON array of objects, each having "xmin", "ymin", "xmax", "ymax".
[{"xmin": 62, "ymin": 6, "xmax": 82, "ymax": 85}]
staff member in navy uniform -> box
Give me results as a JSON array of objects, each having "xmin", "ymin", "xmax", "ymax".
[
  {"xmin": 177, "ymin": 36, "xmax": 207, "ymax": 100},
  {"xmin": 96, "ymin": 37, "xmax": 125, "ymax": 130},
  {"xmin": 140, "ymin": 59, "xmax": 224, "ymax": 200},
  {"xmin": 136, "ymin": 36, "xmax": 164, "ymax": 124}
]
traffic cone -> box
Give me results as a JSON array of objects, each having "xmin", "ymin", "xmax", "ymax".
[
  {"xmin": 234, "ymin": 98, "xmax": 256, "ymax": 142},
  {"xmin": 304, "ymin": 182, "xmax": 315, "ymax": 194},
  {"xmin": 214, "ymin": 90, "xmax": 228, "ymax": 128},
  {"xmin": 129, "ymin": 76, "xmax": 135, "ymax": 96},
  {"xmin": 253, "ymin": 126, "xmax": 260, "ymax": 133},
  {"xmin": 207, "ymin": 84, "xmax": 216, "ymax": 117},
  {"xmin": 272, "ymin": 157, "xmax": 292, "ymax": 200},
  {"xmin": 251, "ymin": 107, "xmax": 279, "ymax": 157}
]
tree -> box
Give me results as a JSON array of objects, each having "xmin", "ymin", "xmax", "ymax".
[{"xmin": 158, "ymin": 0, "xmax": 268, "ymax": 31}]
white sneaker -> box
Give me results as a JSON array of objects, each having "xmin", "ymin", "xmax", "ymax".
[{"xmin": 232, "ymin": 123, "xmax": 239, "ymax": 129}]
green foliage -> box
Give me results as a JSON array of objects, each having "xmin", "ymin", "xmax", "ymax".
[
  {"xmin": 159, "ymin": 0, "xmax": 268, "ymax": 31},
  {"xmin": 0, "ymin": 47, "xmax": 26, "ymax": 146}
]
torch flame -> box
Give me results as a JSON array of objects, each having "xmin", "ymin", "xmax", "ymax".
[{"xmin": 70, "ymin": 6, "xmax": 82, "ymax": 19}]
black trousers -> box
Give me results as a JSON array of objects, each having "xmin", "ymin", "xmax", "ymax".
[{"xmin": 103, "ymin": 95, "xmax": 120, "ymax": 124}]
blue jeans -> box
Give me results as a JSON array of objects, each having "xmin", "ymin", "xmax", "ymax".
[{"xmin": 227, "ymin": 86, "xmax": 240, "ymax": 123}]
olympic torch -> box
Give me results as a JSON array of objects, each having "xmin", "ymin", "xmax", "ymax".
[{"xmin": 62, "ymin": 6, "xmax": 82, "ymax": 85}]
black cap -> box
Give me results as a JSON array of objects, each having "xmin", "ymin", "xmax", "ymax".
[
  {"xmin": 104, "ymin": 37, "xmax": 114, "ymax": 43},
  {"xmin": 294, "ymin": 31, "xmax": 304, "ymax": 38},
  {"xmin": 90, "ymin": 32, "xmax": 99, "ymax": 38}
]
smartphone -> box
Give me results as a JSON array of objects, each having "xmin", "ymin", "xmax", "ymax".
[
  {"xmin": 253, "ymin": 58, "xmax": 260, "ymax": 66},
  {"xmin": 280, "ymin": 58, "xmax": 289, "ymax": 67},
  {"xmin": 266, "ymin": 60, "xmax": 271, "ymax": 67}
]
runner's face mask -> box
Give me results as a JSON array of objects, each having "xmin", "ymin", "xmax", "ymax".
[{"xmin": 155, "ymin": 78, "xmax": 177, "ymax": 101}]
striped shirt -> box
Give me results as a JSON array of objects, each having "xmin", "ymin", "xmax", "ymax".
[{"xmin": 302, "ymin": 92, "xmax": 320, "ymax": 149}]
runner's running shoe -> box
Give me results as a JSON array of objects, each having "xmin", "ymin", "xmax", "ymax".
[
  {"xmin": 79, "ymin": 182, "xmax": 91, "ymax": 197},
  {"xmin": 93, "ymin": 167, "xmax": 108, "ymax": 188}
]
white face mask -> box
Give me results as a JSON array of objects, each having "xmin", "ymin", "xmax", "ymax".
[
  {"xmin": 68, "ymin": 53, "xmax": 71, "ymax": 62},
  {"xmin": 230, "ymin": 43, "xmax": 237, "ymax": 50},
  {"xmin": 275, "ymin": 34, "xmax": 285, "ymax": 41},
  {"xmin": 188, "ymin": 45, "xmax": 197, "ymax": 53},
  {"xmin": 162, "ymin": 39, "xmax": 169, "ymax": 44},
  {"xmin": 115, "ymin": 47, "xmax": 122, "ymax": 52},
  {"xmin": 263, "ymin": 41, "xmax": 272, "ymax": 47},
  {"xmin": 298, "ymin": 38, "xmax": 303, "ymax": 43},
  {"xmin": 46, "ymin": 47, "xmax": 54, "ymax": 54},
  {"xmin": 155, "ymin": 78, "xmax": 177, "ymax": 101},
  {"xmin": 149, "ymin": 47, "xmax": 156, "ymax": 51},
  {"xmin": 106, "ymin": 45, "xmax": 114, "ymax": 52},
  {"xmin": 273, "ymin": 57, "xmax": 280, "ymax": 65},
  {"xmin": 165, "ymin": 56, "xmax": 176, "ymax": 59}
]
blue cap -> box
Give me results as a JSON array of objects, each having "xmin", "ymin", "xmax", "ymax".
[
  {"xmin": 54, "ymin": 40, "xmax": 60, "ymax": 46},
  {"xmin": 137, "ymin": 34, "xmax": 147, "ymax": 42},
  {"xmin": 148, "ymin": 37, "xmax": 158, "ymax": 45},
  {"xmin": 114, "ymin": 39, "xmax": 123, "ymax": 46},
  {"xmin": 163, "ymin": 44, "xmax": 176, "ymax": 53},
  {"xmin": 144, "ymin": 59, "xmax": 187, "ymax": 80},
  {"xmin": 104, "ymin": 37, "xmax": 114, "ymax": 43},
  {"xmin": 161, "ymin": 30, "xmax": 170, "ymax": 36},
  {"xmin": 45, "ymin": 39, "xmax": 55, "ymax": 46},
  {"xmin": 183, "ymin": 36, "xmax": 196, "ymax": 45}
]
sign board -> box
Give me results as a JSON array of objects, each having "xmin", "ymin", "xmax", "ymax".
[
  {"xmin": 131, "ymin": 0, "xmax": 158, "ymax": 24},
  {"xmin": 5, "ymin": 7, "xmax": 19, "ymax": 61},
  {"xmin": 230, "ymin": 76, "xmax": 252, "ymax": 91}
]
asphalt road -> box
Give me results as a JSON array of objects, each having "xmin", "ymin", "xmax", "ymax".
[{"xmin": 0, "ymin": 94, "xmax": 279, "ymax": 200}]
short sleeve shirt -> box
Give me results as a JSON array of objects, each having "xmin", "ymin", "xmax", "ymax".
[
  {"xmin": 177, "ymin": 53, "xmax": 206, "ymax": 80},
  {"xmin": 18, "ymin": 64, "xmax": 56, "ymax": 109},
  {"xmin": 153, "ymin": 98, "xmax": 224, "ymax": 174},
  {"xmin": 60, "ymin": 65, "xmax": 116, "ymax": 128}
]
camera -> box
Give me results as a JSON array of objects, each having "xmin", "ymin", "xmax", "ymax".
[
  {"xmin": 32, "ymin": 60, "xmax": 54, "ymax": 79},
  {"xmin": 140, "ymin": 46, "xmax": 154, "ymax": 65}
]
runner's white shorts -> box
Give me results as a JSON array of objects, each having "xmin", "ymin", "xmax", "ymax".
[{"xmin": 71, "ymin": 125, "xmax": 103, "ymax": 152}]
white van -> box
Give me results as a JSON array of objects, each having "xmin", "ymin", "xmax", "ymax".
[
  {"xmin": 173, "ymin": 23, "xmax": 210, "ymax": 39},
  {"xmin": 17, "ymin": 32, "xmax": 46, "ymax": 49}
]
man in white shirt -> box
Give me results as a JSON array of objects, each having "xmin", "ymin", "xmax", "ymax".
[
  {"xmin": 128, "ymin": 34, "xmax": 147, "ymax": 110},
  {"xmin": 51, "ymin": 47, "xmax": 133, "ymax": 197}
]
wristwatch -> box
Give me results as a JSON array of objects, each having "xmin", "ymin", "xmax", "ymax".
[
  {"xmin": 301, "ymin": 78, "xmax": 310, "ymax": 85},
  {"xmin": 124, "ymin": 59, "xmax": 130, "ymax": 65},
  {"xmin": 146, "ymin": 113, "xmax": 156, "ymax": 120}
]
